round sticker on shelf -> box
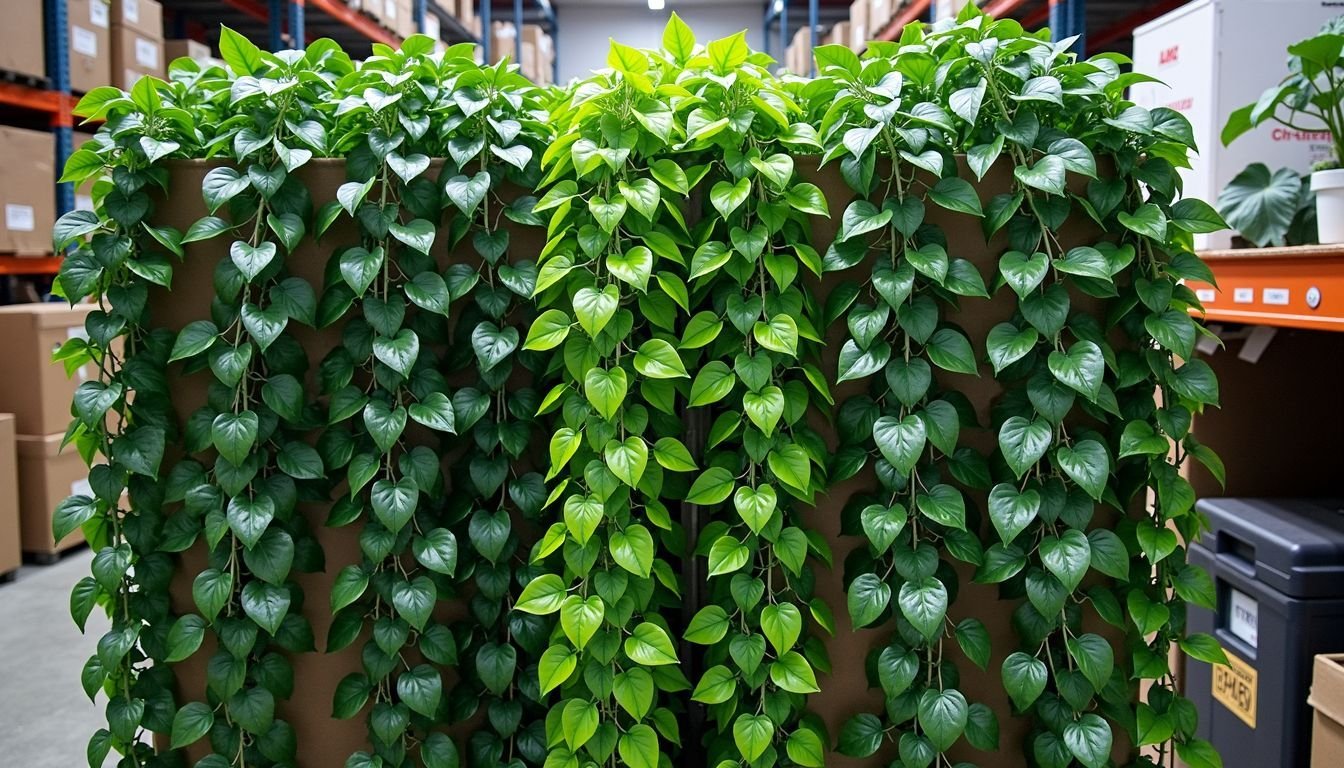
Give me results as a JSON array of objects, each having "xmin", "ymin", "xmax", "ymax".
[{"xmin": 1306, "ymin": 286, "xmax": 1322, "ymax": 309}]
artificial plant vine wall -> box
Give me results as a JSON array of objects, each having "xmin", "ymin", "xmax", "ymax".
[
  {"xmin": 55, "ymin": 8, "xmax": 1229, "ymax": 768},
  {"xmin": 809, "ymin": 8, "xmax": 1228, "ymax": 768},
  {"xmin": 522, "ymin": 17, "xmax": 836, "ymax": 768}
]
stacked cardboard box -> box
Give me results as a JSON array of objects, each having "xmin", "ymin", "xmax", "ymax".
[
  {"xmin": 0, "ymin": 304, "xmax": 99, "ymax": 559},
  {"xmin": 828, "ymin": 22, "xmax": 852, "ymax": 48},
  {"xmin": 869, "ymin": 0, "xmax": 893, "ymax": 37},
  {"xmin": 490, "ymin": 21, "xmax": 519, "ymax": 66},
  {"xmin": 0, "ymin": 0, "xmax": 45, "ymax": 81},
  {"xmin": 111, "ymin": 0, "xmax": 165, "ymax": 89},
  {"xmin": 70, "ymin": 0, "xmax": 113, "ymax": 93},
  {"xmin": 521, "ymin": 24, "xmax": 554, "ymax": 84},
  {"xmin": 0, "ymin": 127, "xmax": 56, "ymax": 257},
  {"xmin": 1313, "ymin": 655, "xmax": 1344, "ymax": 768},
  {"xmin": 849, "ymin": 0, "xmax": 868, "ymax": 51},
  {"xmin": 0, "ymin": 414, "xmax": 19, "ymax": 580},
  {"xmin": 786, "ymin": 26, "xmax": 815, "ymax": 75},
  {"xmin": 165, "ymin": 38, "xmax": 212, "ymax": 64},
  {"xmin": 456, "ymin": 0, "xmax": 480, "ymax": 40}
]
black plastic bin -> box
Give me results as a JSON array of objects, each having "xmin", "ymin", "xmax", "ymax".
[{"xmin": 1187, "ymin": 498, "xmax": 1344, "ymax": 767}]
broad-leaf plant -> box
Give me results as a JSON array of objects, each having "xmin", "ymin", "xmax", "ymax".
[{"xmin": 52, "ymin": 7, "xmax": 1227, "ymax": 768}]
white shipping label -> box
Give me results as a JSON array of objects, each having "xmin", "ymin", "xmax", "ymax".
[
  {"xmin": 90, "ymin": 1, "xmax": 109, "ymax": 28},
  {"xmin": 135, "ymin": 38, "xmax": 159, "ymax": 68},
  {"xmin": 124, "ymin": 0, "xmax": 140, "ymax": 24},
  {"xmin": 76, "ymin": 194, "xmax": 94, "ymax": 212},
  {"xmin": 385, "ymin": 0, "xmax": 397, "ymax": 19},
  {"xmin": 1229, "ymin": 588, "xmax": 1258, "ymax": 648},
  {"xmin": 5, "ymin": 204, "xmax": 35, "ymax": 232},
  {"xmin": 71, "ymin": 477, "xmax": 93, "ymax": 499},
  {"xmin": 72, "ymin": 26, "xmax": 98, "ymax": 57}
]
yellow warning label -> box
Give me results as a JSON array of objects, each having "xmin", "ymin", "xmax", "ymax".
[{"xmin": 1212, "ymin": 649, "xmax": 1257, "ymax": 728}]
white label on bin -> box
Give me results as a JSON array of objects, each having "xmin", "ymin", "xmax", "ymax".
[
  {"xmin": 89, "ymin": 1, "xmax": 109, "ymax": 28},
  {"xmin": 135, "ymin": 38, "xmax": 159, "ymax": 68},
  {"xmin": 5, "ymin": 204, "xmax": 35, "ymax": 232},
  {"xmin": 71, "ymin": 477, "xmax": 93, "ymax": 499},
  {"xmin": 124, "ymin": 0, "xmax": 141, "ymax": 24},
  {"xmin": 72, "ymin": 26, "xmax": 98, "ymax": 57},
  {"xmin": 1263, "ymin": 287, "xmax": 1290, "ymax": 305},
  {"xmin": 1195, "ymin": 288, "xmax": 1215, "ymax": 303},
  {"xmin": 1229, "ymin": 588, "xmax": 1258, "ymax": 648},
  {"xmin": 1234, "ymin": 287, "xmax": 1254, "ymax": 304}
]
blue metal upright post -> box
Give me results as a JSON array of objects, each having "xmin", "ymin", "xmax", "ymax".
[
  {"xmin": 807, "ymin": 0, "xmax": 817, "ymax": 75},
  {"xmin": 1049, "ymin": 0, "xmax": 1085, "ymax": 55},
  {"xmin": 290, "ymin": 0, "xmax": 305, "ymax": 50},
  {"xmin": 44, "ymin": 0, "xmax": 74, "ymax": 217},
  {"xmin": 481, "ymin": 1, "xmax": 492, "ymax": 62},
  {"xmin": 269, "ymin": 0, "xmax": 285, "ymax": 50},
  {"xmin": 780, "ymin": 0, "xmax": 788, "ymax": 69},
  {"xmin": 415, "ymin": 0, "xmax": 426, "ymax": 33},
  {"xmin": 551, "ymin": 11, "xmax": 559, "ymax": 83},
  {"xmin": 514, "ymin": 0, "xmax": 523, "ymax": 62}
]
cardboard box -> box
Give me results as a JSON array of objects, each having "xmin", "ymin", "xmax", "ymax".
[
  {"xmin": 791, "ymin": 26, "xmax": 813, "ymax": 75},
  {"xmin": 490, "ymin": 21, "xmax": 519, "ymax": 65},
  {"xmin": 1130, "ymin": 0, "xmax": 1341, "ymax": 249},
  {"xmin": 1311, "ymin": 654, "xmax": 1344, "ymax": 768},
  {"xmin": 111, "ymin": 0, "xmax": 162, "ymax": 37},
  {"xmin": 16, "ymin": 433, "xmax": 88, "ymax": 556},
  {"xmin": 112, "ymin": 24, "xmax": 165, "ymax": 89},
  {"xmin": 397, "ymin": 0, "xmax": 415, "ymax": 38},
  {"xmin": 164, "ymin": 38, "xmax": 211, "ymax": 63},
  {"xmin": 520, "ymin": 25, "xmax": 551, "ymax": 82},
  {"xmin": 0, "ymin": 0, "xmax": 45, "ymax": 80},
  {"xmin": 69, "ymin": 0, "xmax": 113, "ymax": 93},
  {"xmin": 0, "ymin": 126, "xmax": 56, "ymax": 257},
  {"xmin": 849, "ymin": 0, "xmax": 868, "ymax": 51},
  {"xmin": 829, "ymin": 22, "xmax": 851, "ymax": 47},
  {"xmin": 0, "ymin": 415, "xmax": 19, "ymax": 578},
  {"xmin": 869, "ymin": 0, "xmax": 892, "ymax": 34},
  {"xmin": 0, "ymin": 303, "xmax": 97, "ymax": 435}
]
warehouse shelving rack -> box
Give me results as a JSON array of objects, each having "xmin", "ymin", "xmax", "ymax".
[{"xmin": 0, "ymin": 0, "xmax": 492, "ymax": 279}]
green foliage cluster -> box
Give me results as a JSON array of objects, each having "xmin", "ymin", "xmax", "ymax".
[{"xmin": 53, "ymin": 7, "xmax": 1226, "ymax": 768}]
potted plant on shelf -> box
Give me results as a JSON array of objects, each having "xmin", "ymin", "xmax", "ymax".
[{"xmin": 1222, "ymin": 16, "xmax": 1344, "ymax": 243}]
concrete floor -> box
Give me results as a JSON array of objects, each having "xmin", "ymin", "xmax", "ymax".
[{"xmin": 0, "ymin": 548, "xmax": 115, "ymax": 767}]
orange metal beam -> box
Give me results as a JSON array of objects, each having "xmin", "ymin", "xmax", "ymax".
[
  {"xmin": 982, "ymin": 0, "xmax": 1033, "ymax": 19},
  {"xmin": 876, "ymin": 0, "xmax": 932, "ymax": 42},
  {"xmin": 1188, "ymin": 246, "xmax": 1344, "ymax": 333},
  {"xmin": 309, "ymin": 0, "xmax": 400, "ymax": 45},
  {"xmin": 0, "ymin": 82, "xmax": 61, "ymax": 115},
  {"xmin": 0, "ymin": 256, "xmax": 62, "ymax": 276}
]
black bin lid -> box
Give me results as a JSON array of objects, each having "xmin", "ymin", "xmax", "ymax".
[{"xmin": 1194, "ymin": 498, "xmax": 1344, "ymax": 599}]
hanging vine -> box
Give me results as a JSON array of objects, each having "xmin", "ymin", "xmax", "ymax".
[{"xmin": 55, "ymin": 10, "xmax": 1228, "ymax": 768}]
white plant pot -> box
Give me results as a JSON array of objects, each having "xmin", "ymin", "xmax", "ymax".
[{"xmin": 1310, "ymin": 168, "xmax": 1344, "ymax": 244}]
